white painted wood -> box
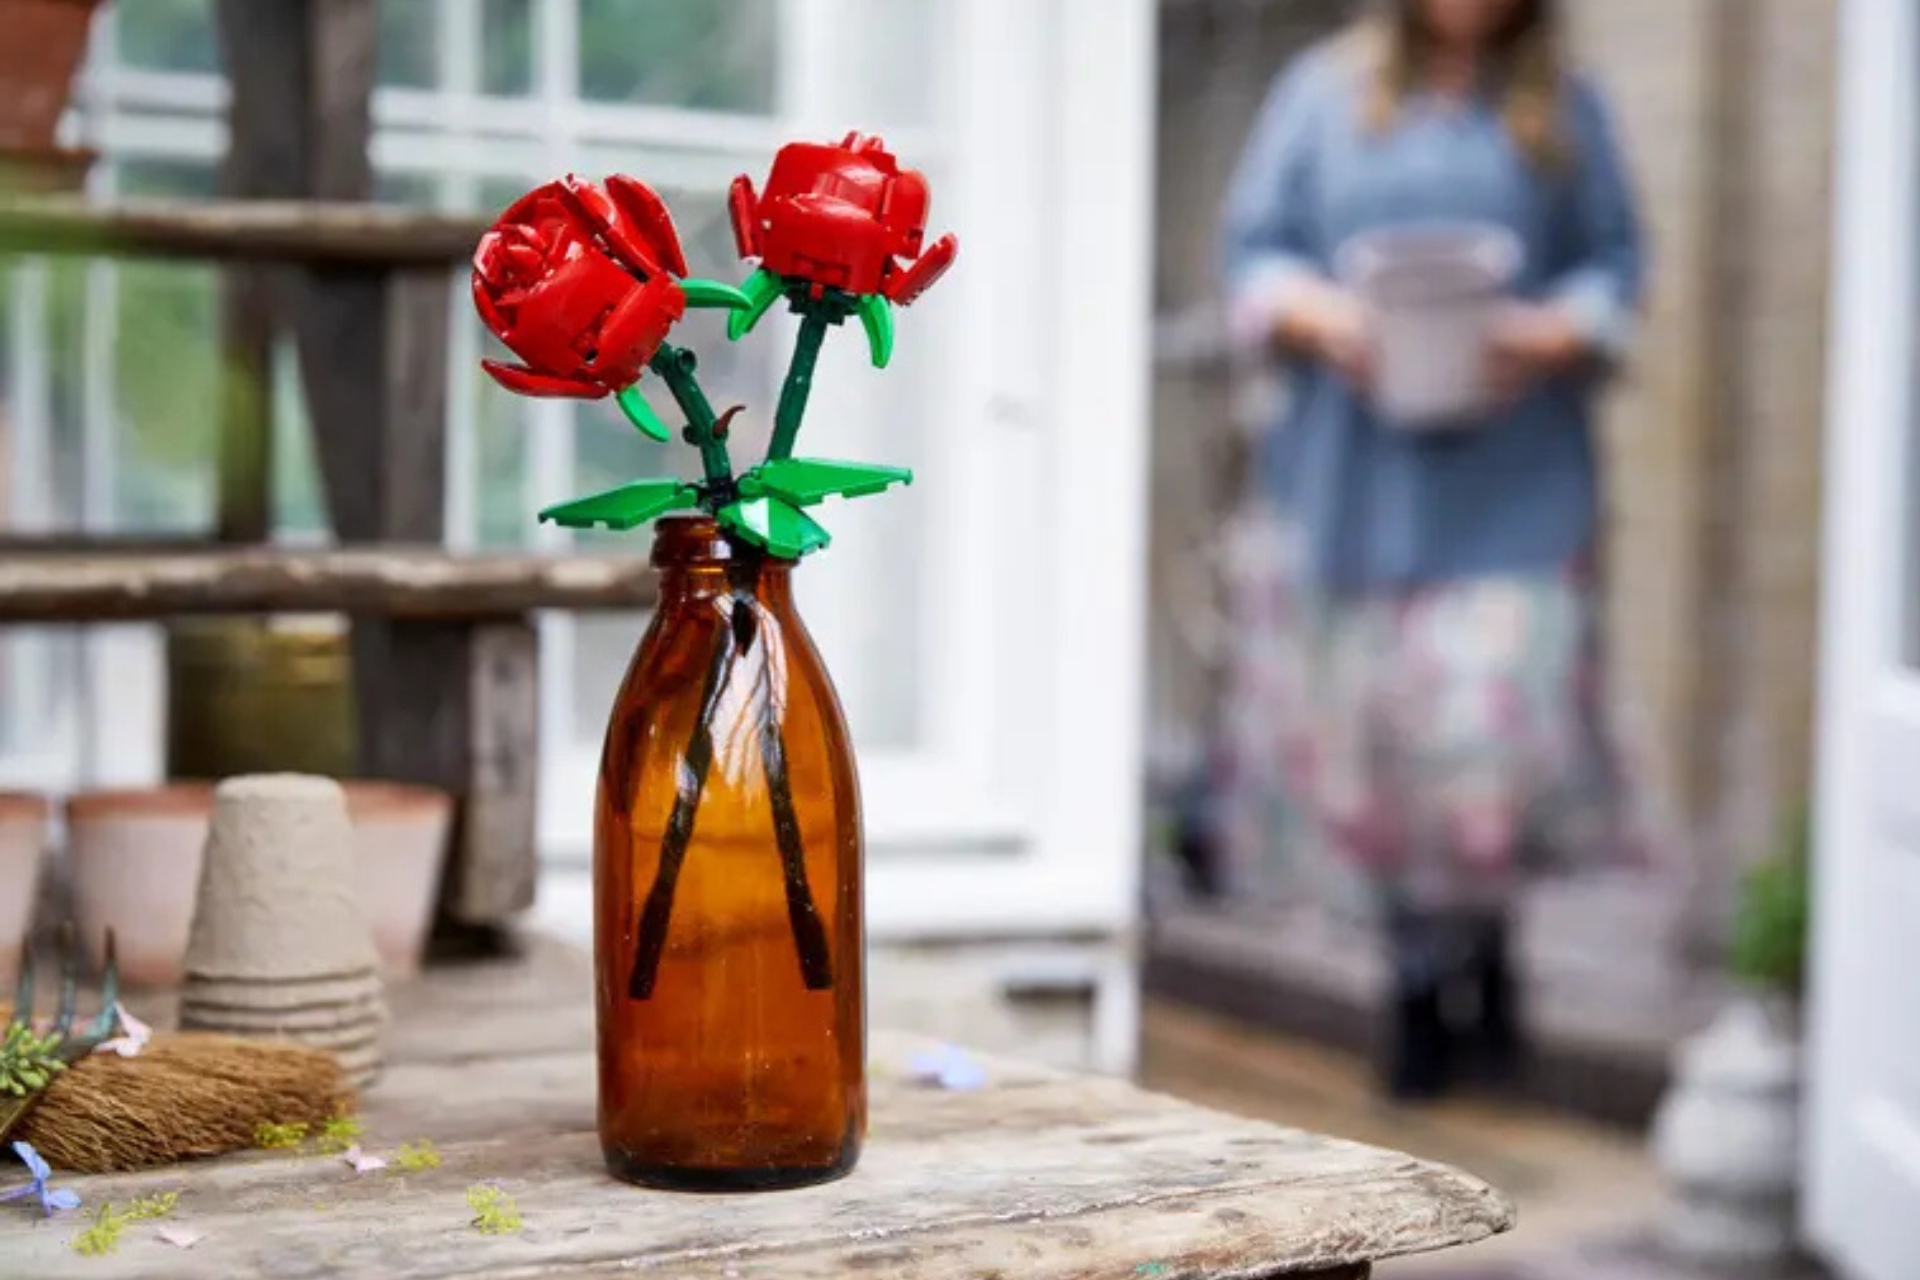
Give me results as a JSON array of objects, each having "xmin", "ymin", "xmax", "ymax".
[{"xmin": 1805, "ymin": 1, "xmax": 1920, "ymax": 1276}]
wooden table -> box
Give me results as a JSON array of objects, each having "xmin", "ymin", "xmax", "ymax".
[{"xmin": 0, "ymin": 945, "xmax": 1512, "ymax": 1279}]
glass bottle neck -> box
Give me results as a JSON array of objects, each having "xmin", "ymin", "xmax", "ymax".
[{"xmin": 651, "ymin": 516, "xmax": 796, "ymax": 609}]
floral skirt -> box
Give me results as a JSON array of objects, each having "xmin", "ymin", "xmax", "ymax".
[{"xmin": 1217, "ymin": 510, "xmax": 1654, "ymax": 914}]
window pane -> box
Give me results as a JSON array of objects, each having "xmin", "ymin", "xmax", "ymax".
[
  {"xmin": 113, "ymin": 258, "xmax": 217, "ymax": 532},
  {"xmin": 271, "ymin": 339, "xmax": 328, "ymax": 540},
  {"xmin": 831, "ymin": 0, "xmax": 945, "ymax": 129},
  {"xmin": 578, "ymin": 0, "xmax": 777, "ymax": 113},
  {"xmin": 482, "ymin": 0, "xmax": 533, "ymax": 96},
  {"xmin": 374, "ymin": 169, "xmax": 439, "ymax": 208},
  {"xmin": 474, "ymin": 351, "xmax": 529, "ymax": 549},
  {"xmin": 572, "ymin": 610, "xmax": 647, "ymax": 732},
  {"xmin": 117, "ymin": 0, "xmax": 219, "ymax": 74},
  {"xmin": 377, "ymin": 0, "xmax": 440, "ymax": 89},
  {"xmin": 114, "ymin": 161, "xmax": 221, "ymax": 534}
]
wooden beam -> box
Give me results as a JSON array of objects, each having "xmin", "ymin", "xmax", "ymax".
[
  {"xmin": 0, "ymin": 196, "xmax": 486, "ymax": 266},
  {"xmin": 0, "ymin": 549, "xmax": 659, "ymax": 621},
  {"xmin": 347, "ymin": 619, "xmax": 543, "ymax": 924},
  {"xmin": 299, "ymin": 266, "xmax": 452, "ymax": 543},
  {"xmin": 213, "ymin": 0, "xmax": 312, "ymax": 545}
]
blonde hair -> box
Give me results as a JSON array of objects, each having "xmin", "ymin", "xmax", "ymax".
[{"xmin": 1354, "ymin": 0, "xmax": 1572, "ymax": 170}]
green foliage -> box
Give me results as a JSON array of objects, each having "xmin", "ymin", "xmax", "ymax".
[
  {"xmin": 71, "ymin": 1205, "xmax": 128, "ymax": 1257},
  {"xmin": 0, "ymin": 1023, "xmax": 66, "ymax": 1098},
  {"xmin": 252, "ymin": 1121, "xmax": 309, "ymax": 1151},
  {"xmin": 315, "ymin": 1115, "xmax": 364, "ymax": 1155},
  {"xmin": 466, "ymin": 1184, "xmax": 523, "ymax": 1235},
  {"xmin": 122, "ymin": 1192, "xmax": 177, "ymax": 1222},
  {"xmin": 1729, "ymin": 807, "xmax": 1812, "ymax": 996},
  {"xmin": 394, "ymin": 1140, "xmax": 442, "ymax": 1172}
]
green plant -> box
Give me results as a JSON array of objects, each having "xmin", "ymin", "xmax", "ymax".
[
  {"xmin": 71, "ymin": 1204, "xmax": 128, "ymax": 1257},
  {"xmin": 252, "ymin": 1121, "xmax": 309, "ymax": 1150},
  {"xmin": 122, "ymin": 1192, "xmax": 177, "ymax": 1222},
  {"xmin": 0, "ymin": 1024, "xmax": 66, "ymax": 1097},
  {"xmin": 315, "ymin": 1114, "xmax": 363, "ymax": 1155},
  {"xmin": 466, "ymin": 1184, "xmax": 522, "ymax": 1235},
  {"xmin": 1729, "ymin": 806, "xmax": 1812, "ymax": 997},
  {"xmin": 394, "ymin": 1140, "xmax": 441, "ymax": 1172}
]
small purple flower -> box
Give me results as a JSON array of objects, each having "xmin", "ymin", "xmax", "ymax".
[
  {"xmin": 0, "ymin": 1142, "xmax": 80, "ymax": 1216},
  {"xmin": 906, "ymin": 1044, "xmax": 988, "ymax": 1092}
]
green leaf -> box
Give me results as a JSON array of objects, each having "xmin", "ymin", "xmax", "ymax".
[
  {"xmin": 679, "ymin": 277, "xmax": 753, "ymax": 311},
  {"xmin": 539, "ymin": 479, "xmax": 698, "ymax": 532},
  {"xmin": 615, "ymin": 384, "xmax": 671, "ymax": 443},
  {"xmin": 728, "ymin": 267, "xmax": 785, "ymax": 341},
  {"xmin": 744, "ymin": 458, "xmax": 913, "ymax": 507},
  {"xmin": 856, "ymin": 293, "xmax": 895, "ymax": 369},
  {"xmin": 717, "ymin": 496, "xmax": 831, "ymax": 559}
]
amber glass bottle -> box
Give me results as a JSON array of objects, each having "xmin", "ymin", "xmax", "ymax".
[{"xmin": 594, "ymin": 515, "xmax": 864, "ymax": 1190}]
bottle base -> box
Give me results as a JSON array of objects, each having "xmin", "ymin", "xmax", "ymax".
[{"xmin": 603, "ymin": 1148, "xmax": 858, "ymax": 1193}]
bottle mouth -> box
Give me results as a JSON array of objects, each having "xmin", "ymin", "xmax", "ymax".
[{"xmin": 650, "ymin": 515, "xmax": 793, "ymax": 571}]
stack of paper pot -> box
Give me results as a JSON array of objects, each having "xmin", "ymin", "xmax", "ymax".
[{"xmin": 179, "ymin": 775, "xmax": 386, "ymax": 1088}]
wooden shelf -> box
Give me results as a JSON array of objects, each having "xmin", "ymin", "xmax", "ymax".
[
  {"xmin": 0, "ymin": 195, "xmax": 488, "ymax": 266},
  {"xmin": 0, "ymin": 547, "xmax": 658, "ymax": 621}
]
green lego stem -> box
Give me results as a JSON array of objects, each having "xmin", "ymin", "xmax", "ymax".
[
  {"xmin": 768, "ymin": 309, "xmax": 831, "ymax": 463},
  {"xmin": 647, "ymin": 342, "xmax": 733, "ymax": 489}
]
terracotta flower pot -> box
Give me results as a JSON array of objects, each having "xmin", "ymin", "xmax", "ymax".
[
  {"xmin": 344, "ymin": 781, "xmax": 453, "ymax": 977},
  {"xmin": 0, "ymin": 0, "xmax": 102, "ymax": 147},
  {"xmin": 65, "ymin": 784, "xmax": 215, "ymax": 988},
  {"xmin": 0, "ymin": 0, "xmax": 105, "ymax": 192},
  {"xmin": 0, "ymin": 792, "xmax": 49, "ymax": 984}
]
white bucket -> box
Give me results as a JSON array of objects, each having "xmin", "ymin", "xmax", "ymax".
[{"xmin": 1336, "ymin": 223, "xmax": 1522, "ymax": 429}]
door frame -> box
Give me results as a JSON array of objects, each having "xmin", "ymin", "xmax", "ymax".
[{"xmin": 1805, "ymin": 0, "xmax": 1920, "ymax": 1272}]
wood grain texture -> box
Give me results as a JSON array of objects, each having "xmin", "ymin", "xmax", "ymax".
[
  {"xmin": 0, "ymin": 945, "xmax": 1511, "ymax": 1280},
  {"xmin": 0, "ymin": 196, "xmax": 486, "ymax": 265},
  {"xmin": 448, "ymin": 621, "xmax": 542, "ymax": 922},
  {"xmin": 348, "ymin": 619, "xmax": 539, "ymax": 925},
  {"xmin": 299, "ymin": 266, "xmax": 451, "ymax": 544},
  {"xmin": 0, "ymin": 548, "xmax": 658, "ymax": 620}
]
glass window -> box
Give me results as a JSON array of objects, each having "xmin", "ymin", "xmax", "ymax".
[
  {"xmin": 116, "ymin": 0, "xmax": 220, "ymax": 75},
  {"xmin": 377, "ymin": 0, "xmax": 441, "ymax": 89},
  {"xmin": 113, "ymin": 160, "xmax": 221, "ymax": 535},
  {"xmin": 577, "ymin": 0, "xmax": 778, "ymax": 113},
  {"xmin": 481, "ymin": 0, "xmax": 534, "ymax": 97}
]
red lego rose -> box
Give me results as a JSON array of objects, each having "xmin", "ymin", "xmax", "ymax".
[
  {"xmin": 473, "ymin": 174, "xmax": 692, "ymax": 399},
  {"xmin": 729, "ymin": 132, "xmax": 958, "ymax": 305}
]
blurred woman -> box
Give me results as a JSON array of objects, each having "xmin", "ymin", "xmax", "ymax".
[{"xmin": 1220, "ymin": 0, "xmax": 1648, "ymax": 1099}]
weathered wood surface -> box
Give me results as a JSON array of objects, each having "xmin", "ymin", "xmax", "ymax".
[
  {"xmin": 352, "ymin": 619, "xmax": 542, "ymax": 923},
  {"xmin": 0, "ymin": 549, "xmax": 658, "ymax": 621},
  {"xmin": 0, "ymin": 944, "xmax": 1511, "ymax": 1280},
  {"xmin": 213, "ymin": 0, "xmax": 384, "ymax": 543},
  {"xmin": 0, "ymin": 196, "xmax": 486, "ymax": 266}
]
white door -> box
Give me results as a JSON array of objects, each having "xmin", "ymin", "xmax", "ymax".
[{"xmin": 1804, "ymin": 2, "xmax": 1920, "ymax": 1275}]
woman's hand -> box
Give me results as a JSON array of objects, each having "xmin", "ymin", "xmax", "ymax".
[
  {"xmin": 1273, "ymin": 281, "xmax": 1374, "ymax": 387},
  {"xmin": 1484, "ymin": 302, "xmax": 1589, "ymax": 404}
]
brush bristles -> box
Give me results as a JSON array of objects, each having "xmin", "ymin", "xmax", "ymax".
[{"xmin": 19, "ymin": 1033, "xmax": 354, "ymax": 1173}]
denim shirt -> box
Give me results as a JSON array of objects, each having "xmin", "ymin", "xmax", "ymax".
[{"xmin": 1221, "ymin": 42, "xmax": 1645, "ymax": 593}]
